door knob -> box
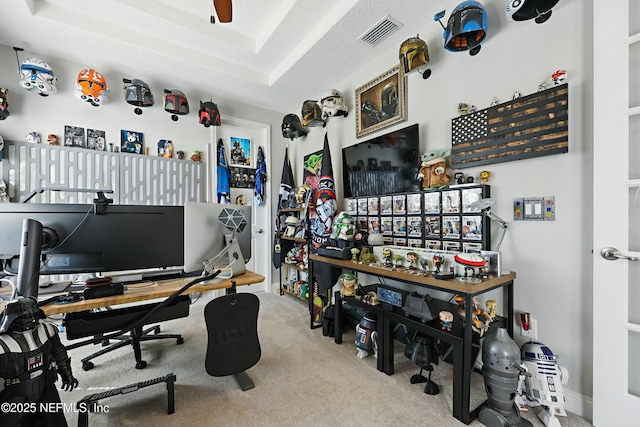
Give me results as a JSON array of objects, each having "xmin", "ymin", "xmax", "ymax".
[
  {"xmin": 257, "ymin": 229, "xmax": 264, "ymax": 234},
  {"xmin": 600, "ymin": 247, "xmax": 639, "ymax": 261}
]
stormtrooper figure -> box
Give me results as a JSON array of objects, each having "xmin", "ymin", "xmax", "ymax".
[{"xmin": 0, "ymin": 296, "xmax": 79, "ymax": 427}]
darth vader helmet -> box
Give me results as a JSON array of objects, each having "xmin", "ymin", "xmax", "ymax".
[
  {"xmin": 399, "ymin": 34, "xmax": 431, "ymax": 78},
  {"xmin": 76, "ymin": 68, "xmax": 109, "ymax": 106},
  {"xmin": 320, "ymin": 89, "xmax": 348, "ymax": 120},
  {"xmin": 0, "ymin": 297, "xmax": 43, "ymax": 333},
  {"xmin": 282, "ymin": 113, "xmax": 309, "ymax": 140},
  {"xmin": 19, "ymin": 57, "xmax": 58, "ymax": 96},
  {"xmin": 301, "ymin": 100, "xmax": 325, "ymax": 127},
  {"xmin": 506, "ymin": 0, "xmax": 559, "ymax": 24}
]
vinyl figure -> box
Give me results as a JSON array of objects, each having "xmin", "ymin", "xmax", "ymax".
[
  {"xmin": 339, "ymin": 273, "xmax": 358, "ymax": 297},
  {"xmin": 440, "ymin": 310, "xmax": 454, "ymax": 331},
  {"xmin": 418, "ymin": 149, "xmax": 452, "ymax": 189}
]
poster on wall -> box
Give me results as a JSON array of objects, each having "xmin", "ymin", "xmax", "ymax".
[
  {"xmin": 64, "ymin": 125, "xmax": 85, "ymax": 148},
  {"xmin": 121, "ymin": 130, "xmax": 144, "ymax": 154},
  {"xmin": 86, "ymin": 129, "xmax": 106, "ymax": 150},
  {"xmin": 229, "ymin": 166, "xmax": 256, "ymax": 188},
  {"xmin": 229, "ymin": 136, "xmax": 251, "ymax": 166}
]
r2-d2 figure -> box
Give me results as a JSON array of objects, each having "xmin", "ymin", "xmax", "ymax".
[
  {"xmin": 515, "ymin": 341, "xmax": 569, "ymax": 427},
  {"xmin": 355, "ymin": 313, "xmax": 377, "ymax": 359}
]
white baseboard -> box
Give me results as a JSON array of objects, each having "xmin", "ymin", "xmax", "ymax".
[{"xmin": 564, "ymin": 387, "xmax": 593, "ymax": 422}]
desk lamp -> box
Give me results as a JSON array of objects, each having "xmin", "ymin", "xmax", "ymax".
[
  {"xmin": 202, "ymin": 208, "xmax": 248, "ymax": 279},
  {"xmin": 404, "ymin": 333, "xmax": 439, "ymax": 395},
  {"xmin": 468, "ymin": 198, "xmax": 508, "ymax": 251}
]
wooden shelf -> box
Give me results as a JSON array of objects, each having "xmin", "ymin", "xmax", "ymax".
[
  {"xmin": 282, "ymin": 263, "xmax": 308, "ymax": 272},
  {"xmin": 281, "ymin": 236, "xmax": 306, "ymax": 243},
  {"xmin": 280, "ymin": 286, "xmax": 308, "ymax": 302}
]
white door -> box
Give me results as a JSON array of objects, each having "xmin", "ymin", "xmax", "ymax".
[
  {"xmin": 210, "ymin": 117, "xmax": 271, "ymax": 293},
  {"xmin": 593, "ymin": 1, "xmax": 640, "ymax": 425}
]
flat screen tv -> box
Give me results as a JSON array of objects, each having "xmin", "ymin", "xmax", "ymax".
[{"xmin": 342, "ymin": 123, "xmax": 420, "ymax": 198}]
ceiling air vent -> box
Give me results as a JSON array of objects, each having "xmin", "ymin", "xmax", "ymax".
[{"xmin": 358, "ymin": 15, "xmax": 402, "ymax": 46}]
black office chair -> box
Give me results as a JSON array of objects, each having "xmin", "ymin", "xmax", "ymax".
[
  {"xmin": 204, "ymin": 292, "xmax": 261, "ymax": 391},
  {"xmin": 64, "ymin": 273, "xmax": 220, "ymax": 370}
]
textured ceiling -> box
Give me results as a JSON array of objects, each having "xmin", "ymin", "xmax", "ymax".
[{"xmin": 0, "ymin": 0, "xmax": 435, "ymax": 114}]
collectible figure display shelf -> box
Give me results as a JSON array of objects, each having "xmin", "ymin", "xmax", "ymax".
[
  {"xmin": 278, "ymin": 207, "xmax": 309, "ymax": 301},
  {"xmin": 344, "ymin": 185, "xmax": 491, "ymax": 252}
]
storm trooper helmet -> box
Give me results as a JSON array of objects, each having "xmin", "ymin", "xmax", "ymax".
[
  {"xmin": 320, "ymin": 89, "xmax": 348, "ymax": 120},
  {"xmin": 19, "ymin": 57, "xmax": 58, "ymax": 96}
]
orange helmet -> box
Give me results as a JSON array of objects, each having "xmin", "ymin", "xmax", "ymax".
[{"xmin": 75, "ymin": 68, "xmax": 109, "ymax": 106}]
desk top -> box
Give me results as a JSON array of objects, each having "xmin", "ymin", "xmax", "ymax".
[
  {"xmin": 0, "ymin": 271, "xmax": 265, "ymax": 316},
  {"xmin": 310, "ymin": 254, "xmax": 515, "ymax": 295}
]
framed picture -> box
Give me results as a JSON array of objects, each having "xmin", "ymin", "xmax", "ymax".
[
  {"xmin": 64, "ymin": 125, "xmax": 85, "ymax": 148},
  {"xmin": 230, "ymin": 136, "xmax": 251, "ymax": 167},
  {"xmin": 86, "ymin": 128, "xmax": 105, "ymax": 150},
  {"xmin": 355, "ymin": 65, "xmax": 407, "ymax": 138},
  {"xmin": 121, "ymin": 130, "xmax": 143, "ymax": 154},
  {"xmin": 230, "ymin": 166, "xmax": 256, "ymax": 188}
]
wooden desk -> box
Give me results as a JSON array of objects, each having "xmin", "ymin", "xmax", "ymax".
[
  {"xmin": 38, "ymin": 270, "xmax": 265, "ymax": 315},
  {"xmin": 309, "ymin": 254, "xmax": 515, "ymax": 425}
]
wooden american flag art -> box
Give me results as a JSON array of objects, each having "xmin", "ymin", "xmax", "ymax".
[{"xmin": 451, "ymin": 83, "xmax": 568, "ymax": 168}]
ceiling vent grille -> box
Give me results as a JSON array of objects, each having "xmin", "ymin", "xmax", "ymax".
[{"xmin": 358, "ymin": 15, "xmax": 402, "ymax": 46}]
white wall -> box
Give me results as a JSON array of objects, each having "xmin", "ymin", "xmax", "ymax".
[
  {"xmin": 290, "ymin": 0, "xmax": 593, "ymax": 417},
  {"xmin": 0, "ymin": 42, "xmax": 284, "ymax": 200}
]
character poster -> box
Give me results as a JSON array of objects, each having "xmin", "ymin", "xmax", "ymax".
[{"xmin": 309, "ymin": 135, "xmax": 337, "ymax": 248}]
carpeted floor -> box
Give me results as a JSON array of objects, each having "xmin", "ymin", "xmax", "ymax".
[{"xmin": 53, "ymin": 291, "xmax": 592, "ymax": 427}]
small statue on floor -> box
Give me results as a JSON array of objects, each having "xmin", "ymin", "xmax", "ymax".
[{"xmin": 0, "ymin": 296, "xmax": 79, "ymax": 427}]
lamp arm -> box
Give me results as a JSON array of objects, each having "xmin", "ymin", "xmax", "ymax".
[{"xmin": 484, "ymin": 210, "xmax": 508, "ymax": 252}]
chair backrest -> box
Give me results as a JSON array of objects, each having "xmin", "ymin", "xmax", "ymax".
[{"xmin": 204, "ymin": 293, "xmax": 261, "ymax": 377}]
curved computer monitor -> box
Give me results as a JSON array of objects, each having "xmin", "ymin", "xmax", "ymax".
[
  {"xmin": 0, "ymin": 203, "xmax": 185, "ymax": 276},
  {"xmin": 182, "ymin": 202, "xmax": 252, "ymax": 275}
]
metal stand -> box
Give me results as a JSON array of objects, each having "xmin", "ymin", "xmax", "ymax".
[{"xmin": 76, "ymin": 373, "xmax": 176, "ymax": 427}]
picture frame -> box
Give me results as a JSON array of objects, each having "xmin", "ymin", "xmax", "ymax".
[
  {"xmin": 64, "ymin": 125, "xmax": 85, "ymax": 148},
  {"xmin": 229, "ymin": 136, "xmax": 252, "ymax": 167},
  {"xmin": 121, "ymin": 130, "xmax": 143, "ymax": 154},
  {"xmin": 355, "ymin": 65, "xmax": 407, "ymax": 138}
]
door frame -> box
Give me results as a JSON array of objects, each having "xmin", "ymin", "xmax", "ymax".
[
  {"xmin": 593, "ymin": 0, "xmax": 640, "ymax": 424},
  {"xmin": 207, "ymin": 116, "xmax": 271, "ymax": 293}
]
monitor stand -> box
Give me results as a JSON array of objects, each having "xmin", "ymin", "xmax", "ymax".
[{"xmin": 202, "ymin": 234, "xmax": 246, "ymax": 279}]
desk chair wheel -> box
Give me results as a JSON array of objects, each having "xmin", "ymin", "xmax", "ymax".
[
  {"xmin": 83, "ymin": 361, "xmax": 95, "ymax": 371},
  {"xmin": 136, "ymin": 360, "xmax": 148, "ymax": 370},
  {"xmin": 177, "ymin": 337, "xmax": 184, "ymax": 345}
]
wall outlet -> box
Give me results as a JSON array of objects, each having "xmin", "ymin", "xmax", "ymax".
[{"xmin": 521, "ymin": 318, "xmax": 538, "ymax": 340}]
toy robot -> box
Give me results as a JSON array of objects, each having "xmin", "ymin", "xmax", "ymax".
[
  {"xmin": 0, "ymin": 296, "xmax": 78, "ymax": 427},
  {"xmin": 478, "ymin": 328, "xmax": 532, "ymax": 427},
  {"xmin": 355, "ymin": 313, "xmax": 377, "ymax": 359},
  {"xmin": 515, "ymin": 341, "xmax": 569, "ymax": 427}
]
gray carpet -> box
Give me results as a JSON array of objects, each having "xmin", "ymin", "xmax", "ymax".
[{"xmin": 54, "ymin": 291, "xmax": 592, "ymax": 427}]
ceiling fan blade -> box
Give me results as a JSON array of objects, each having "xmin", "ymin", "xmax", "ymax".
[{"xmin": 213, "ymin": 0, "xmax": 232, "ymax": 23}]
